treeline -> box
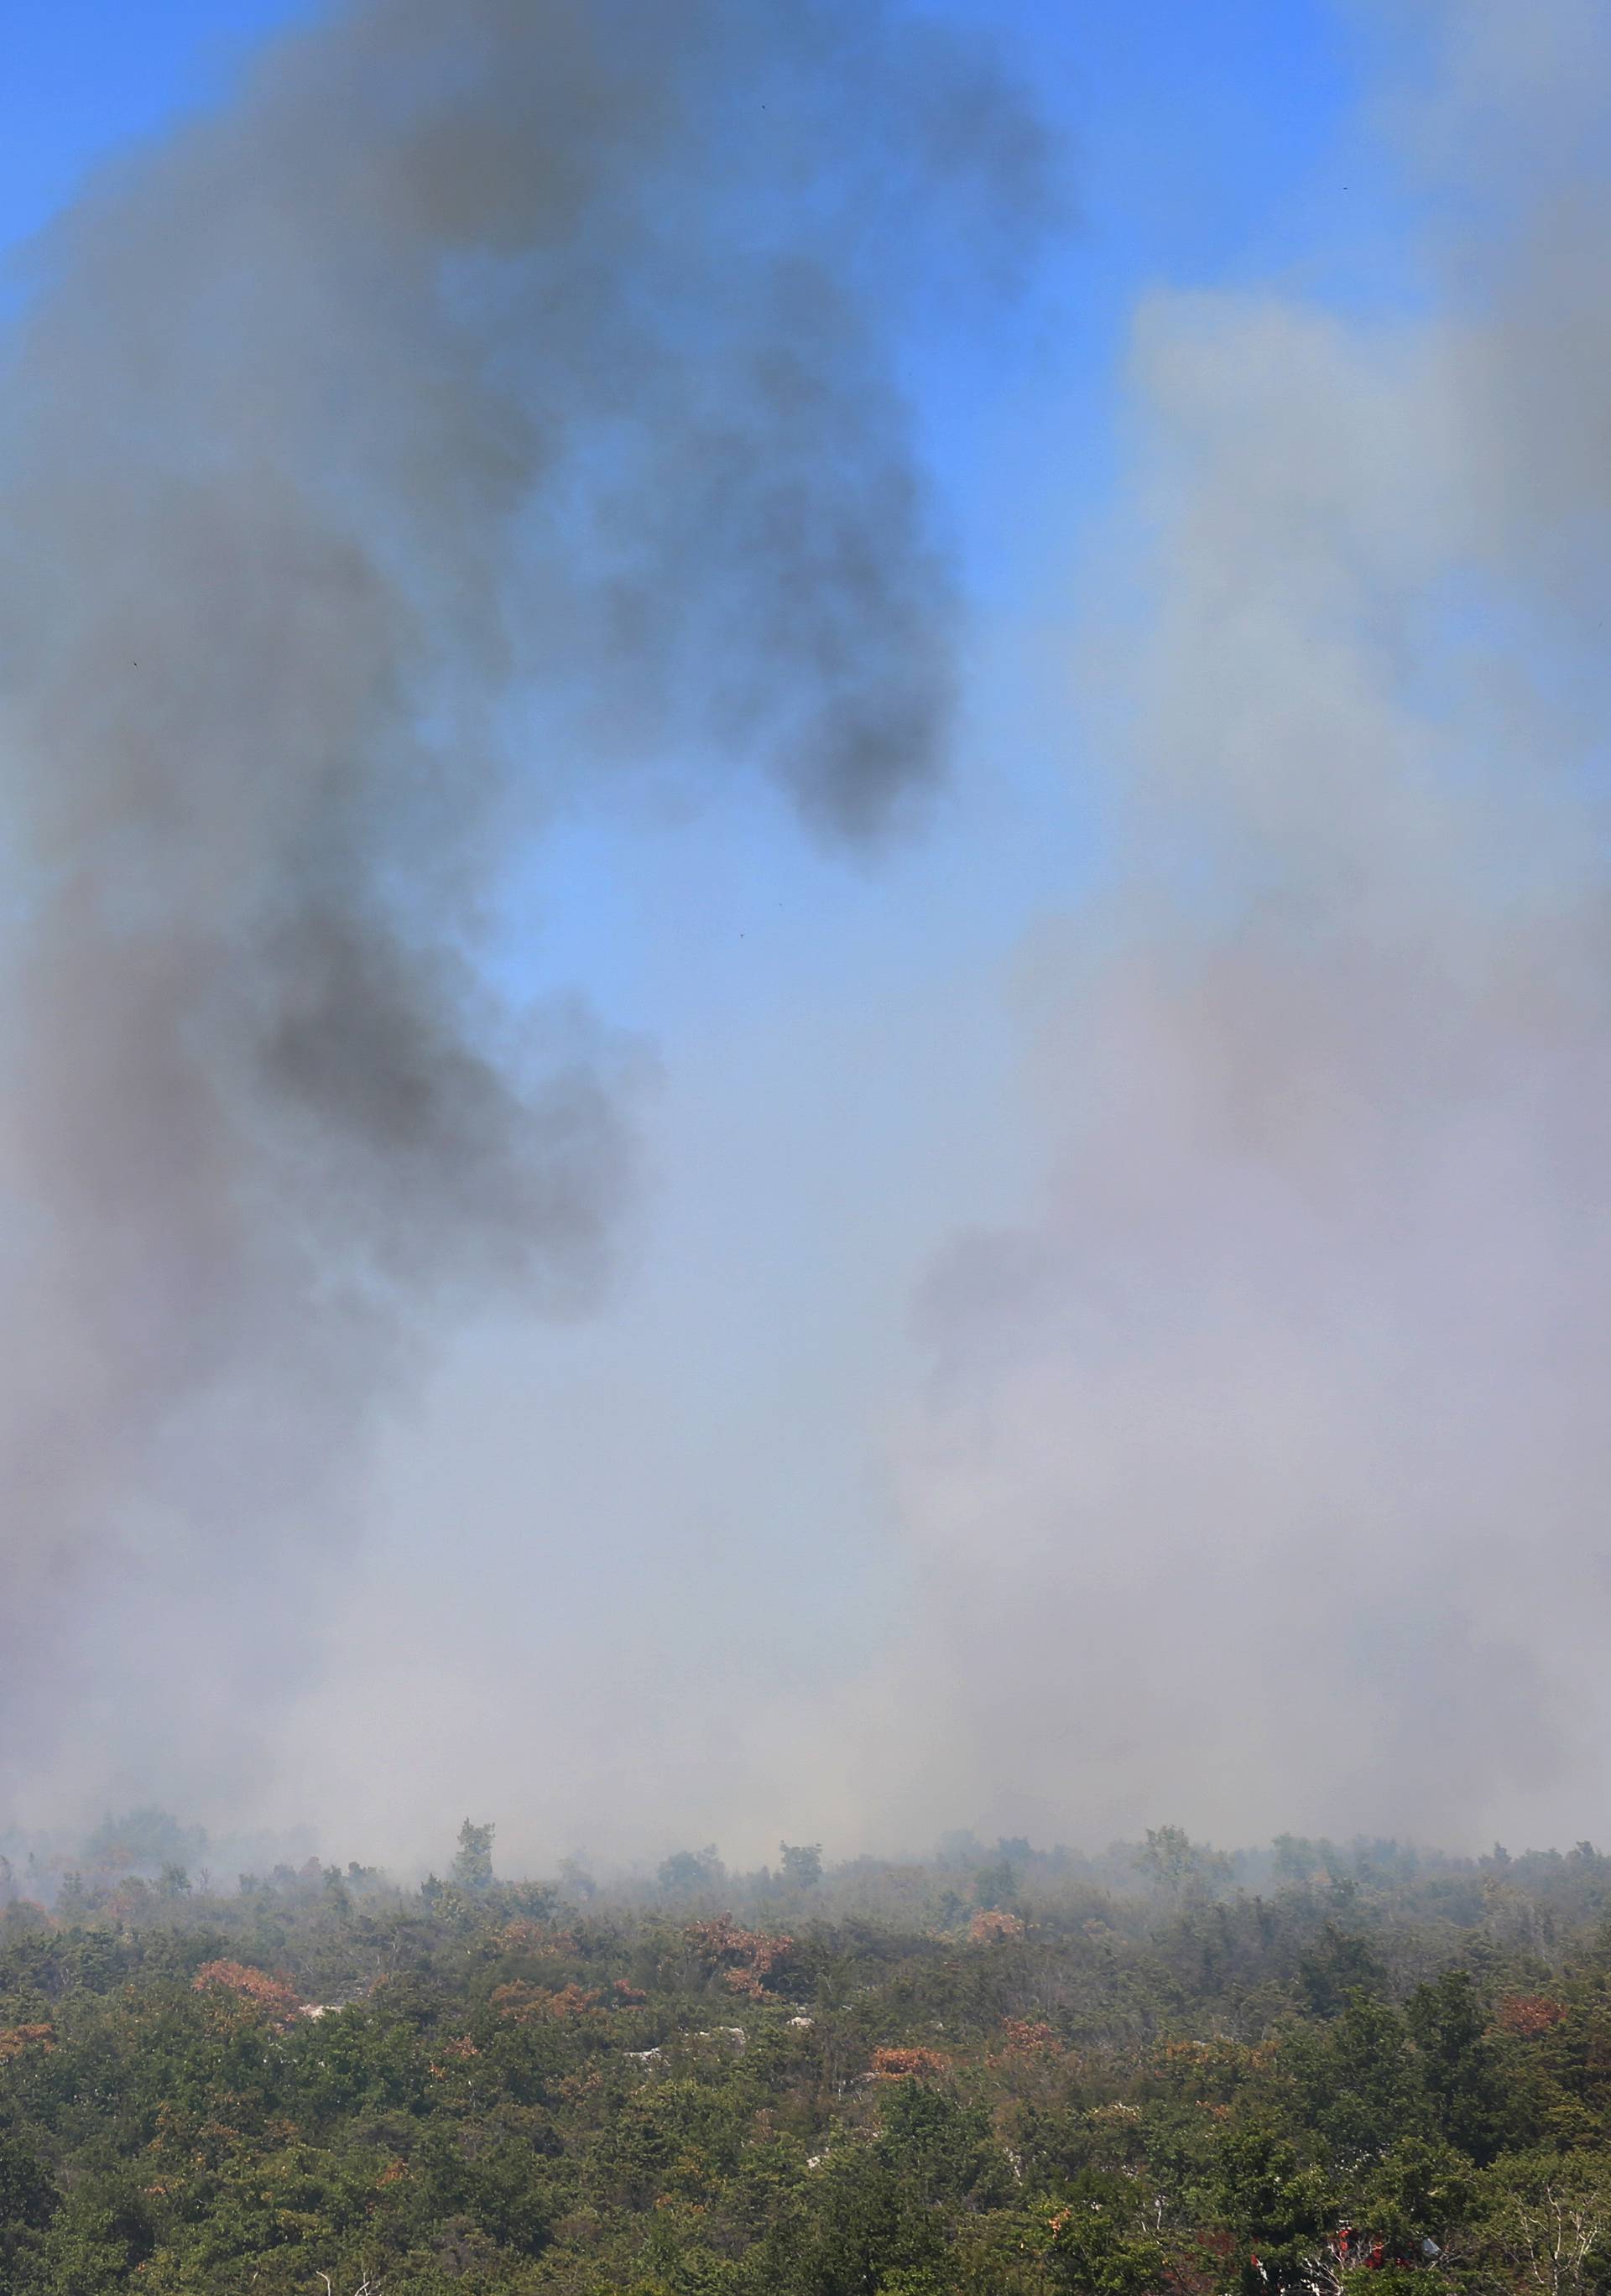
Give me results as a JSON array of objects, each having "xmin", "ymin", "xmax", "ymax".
[{"xmin": 6, "ymin": 1820, "xmax": 1611, "ymax": 2292}]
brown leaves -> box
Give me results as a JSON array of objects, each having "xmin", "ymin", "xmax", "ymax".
[
  {"xmin": 1499, "ymin": 1994, "xmax": 1568, "ymax": 2038},
  {"xmin": 191, "ymin": 1961, "xmax": 301, "ymax": 2024},
  {"xmin": 491, "ymin": 1980, "xmax": 602, "ymax": 2024},
  {"xmin": 498, "ymin": 1919, "xmax": 574, "ymax": 1957},
  {"xmin": 998, "ymin": 2017, "xmax": 1056, "ymax": 2054},
  {"xmin": 0, "ymin": 2021, "xmax": 55, "ymax": 2059},
  {"xmin": 491, "ymin": 1982, "xmax": 541, "ymax": 2024},
  {"xmin": 685, "ymin": 1916, "xmax": 795, "ymax": 2000},
  {"xmin": 870, "ymin": 2044, "xmax": 951, "ymax": 2080},
  {"xmin": 967, "ymin": 1909, "xmax": 1024, "ymax": 1945},
  {"xmin": 427, "ymin": 2035, "xmax": 482, "ymax": 2077}
]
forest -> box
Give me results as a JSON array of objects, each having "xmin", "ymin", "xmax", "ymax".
[{"xmin": 4, "ymin": 1822, "xmax": 1611, "ymax": 2293}]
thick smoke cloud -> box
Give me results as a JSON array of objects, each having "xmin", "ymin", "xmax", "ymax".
[
  {"xmin": 843, "ymin": 0, "xmax": 1611, "ymax": 1853},
  {"xmin": 0, "ymin": 0, "xmax": 1045, "ymax": 1810}
]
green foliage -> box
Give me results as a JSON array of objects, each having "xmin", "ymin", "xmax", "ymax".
[
  {"xmin": 785, "ymin": 2147, "xmax": 949, "ymax": 2295},
  {"xmin": 1135, "ymin": 1825, "xmax": 1231, "ymax": 1902},
  {"xmin": 1296, "ymin": 1924, "xmax": 1384, "ymax": 2017},
  {"xmin": 4, "ymin": 1831, "xmax": 1611, "ymax": 2293},
  {"xmin": 1473, "ymin": 2148, "xmax": 1611, "ymax": 2296},
  {"xmin": 658, "ymin": 1846, "xmax": 725, "ymax": 1895},
  {"xmin": 79, "ymin": 1808, "xmax": 204, "ymax": 1877},
  {"xmin": 780, "ymin": 1844, "xmax": 824, "ymax": 1890},
  {"xmin": 1283, "ymin": 1990, "xmax": 1425, "ymax": 2168},
  {"xmin": 875, "ymin": 2077, "xmax": 1010, "ymax": 2209},
  {"xmin": 1213, "ymin": 2123, "xmax": 1335, "ymax": 2293},
  {"xmin": 451, "ymin": 1818, "xmax": 497, "ymax": 1893},
  {"xmin": 1354, "ymin": 2134, "xmax": 1482, "ymax": 2253},
  {"xmin": 1042, "ymin": 2183, "xmax": 1166, "ymax": 2296},
  {"xmin": 1405, "ymin": 1968, "xmax": 1516, "ymax": 2163}
]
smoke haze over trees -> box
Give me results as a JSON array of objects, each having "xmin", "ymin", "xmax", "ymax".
[{"xmin": 7, "ymin": 1816, "xmax": 1611, "ymax": 2292}]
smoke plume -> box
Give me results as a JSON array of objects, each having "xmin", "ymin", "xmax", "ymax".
[
  {"xmin": 842, "ymin": 0, "xmax": 1611, "ymax": 1853},
  {"xmin": 0, "ymin": 0, "xmax": 1045, "ymax": 1810}
]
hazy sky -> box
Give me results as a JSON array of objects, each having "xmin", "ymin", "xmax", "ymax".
[{"xmin": 3, "ymin": 1, "xmax": 1606, "ymax": 1872}]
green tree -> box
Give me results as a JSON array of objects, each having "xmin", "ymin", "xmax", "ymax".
[
  {"xmin": 451, "ymin": 1818, "xmax": 495, "ymax": 1893},
  {"xmin": 1214, "ymin": 2125, "xmax": 1334, "ymax": 2296},
  {"xmin": 1273, "ymin": 1835, "xmax": 1323, "ymax": 1885},
  {"xmin": 658, "ymin": 1845, "xmax": 724, "ymax": 1894},
  {"xmin": 780, "ymin": 1842, "xmax": 823, "ymax": 1888},
  {"xmin": 1045, "ymin": 2202, "xmax": 1165, "ymax": 2296},
  {"xmin": 1475, "ymin": 2151, "xmax": 1611, "ymax": 2296},
  {"xmin": 1285, "ymin": 1991, "xmax": 1425, "ymax": 2168},
  {"xmin": 786, "ymin": 2148, "xmax": 948, "ymax": 2296},
  {"xmin": 973, "ymin": 1858, "xmax": 1019, "ymax": 1912},
  {"xmin": 877, "ymin": 2078, "xmax": 1012, "ymax": 2209},
  {"xmin": 1355, "ymin": 2135, "xmax": 1481, "ymax": 2261},
  {"xmin": 0, "ymin": 2131, "xmax": 58, "ymax": 2274},
  {"xmin": 1297, "ymin": 1925, "xmax": 1383, "ymax": 2017},
  {"xmin": 1136, "ymin": 1825, "xmax": 1230, "ymax": 1900},
  {"xmin": 1405, "ymin": 1969, "xmax": 1517, "ymax": 2163}
]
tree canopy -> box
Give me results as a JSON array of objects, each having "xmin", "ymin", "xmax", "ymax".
[{"xmin": 3, "ymin": 1824, "xmax": 1611, "ymax": 2293}]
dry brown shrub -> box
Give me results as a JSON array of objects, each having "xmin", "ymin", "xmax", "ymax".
[
  {"xmin": 999, "ymin": 2017, "xmax": 1056, "ymax": 2053},
  {"xmin": 491, "ymin": 1980, "xmax": 601, "ymax": 2024},
  {"xmin": 870, "ymin": 2044, "xmax": 950, "ymax": 2080},
  {"xmin": 498, "ymin": 1919, "xmax": 574, "ymax": 1957},
  {"xmin": 1498, "ymin": 1993, "xmax": 1567, "ymax": 2037},
  {"xmin": 191, "ymin": 1961, "xmax": 301, "ymax": 2023},
  {"xmin": 686, "ymin": 1916, "xmax": 795, "ymax": 2001},
  {"xmin": 0, "ymin": 2022, "xmax": 55, "ymax": 2059}
]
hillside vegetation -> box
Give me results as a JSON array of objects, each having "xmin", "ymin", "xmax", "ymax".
[{"xmin": 4, "ymin": 1826, "xmax": 1611, "ymax": 2293}]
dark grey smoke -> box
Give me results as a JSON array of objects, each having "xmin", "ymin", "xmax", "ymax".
[{"xmin": 0, "ymin": 0, "xmax": 1046, "ymax": 1808}]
